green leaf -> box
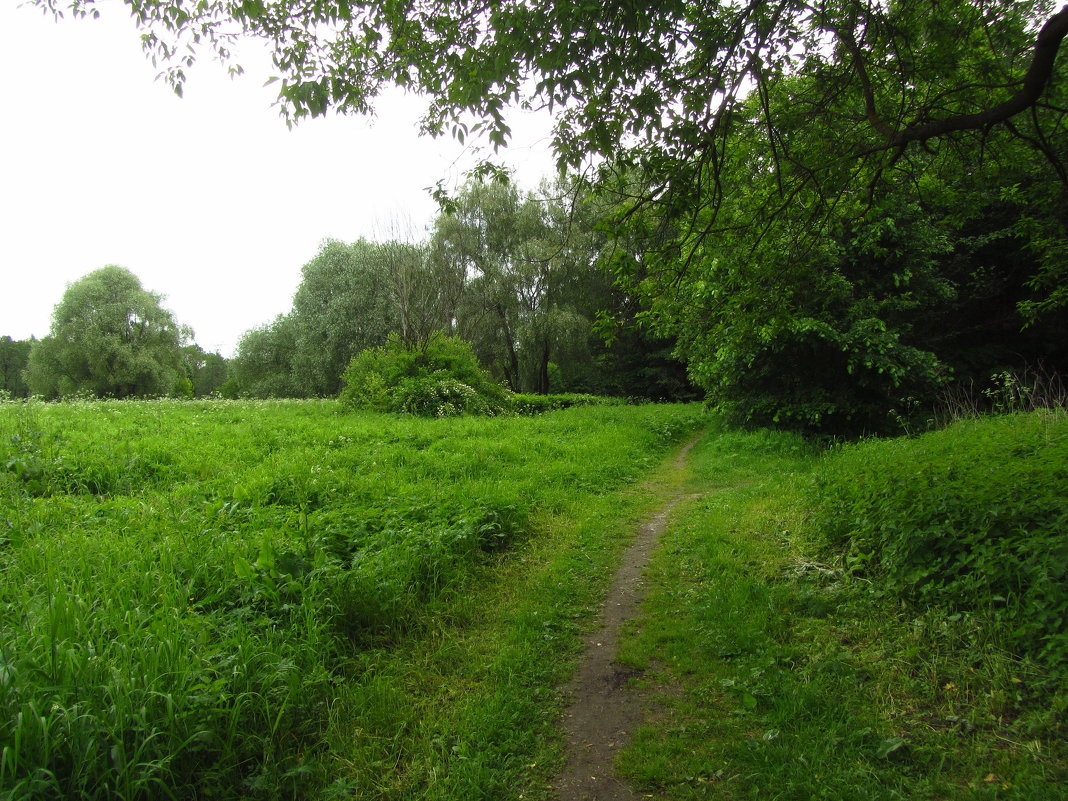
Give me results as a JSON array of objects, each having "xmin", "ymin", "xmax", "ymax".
[
  {"xmin": 876, "ymin": 737, "xmax": 908, "ymax": 759},
  {"xmin": 233, "ymin": 556, "xmax": 254, "ymax": 580}
]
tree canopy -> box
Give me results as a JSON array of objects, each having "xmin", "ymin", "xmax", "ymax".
[
  {"xmin": 39, "ymin": 1, "xmax": 1068, "ymax": 215},
  {"xmin": 225, "ymin": 187, "xmax": 695, "ymax": 400},
  {"xmin": 615, "ymin": 33, "xmax": 1068, "ymax": 433},
  {"xmin": 25, "ymin": 266, "xmax": 191, "ymax": 398}
]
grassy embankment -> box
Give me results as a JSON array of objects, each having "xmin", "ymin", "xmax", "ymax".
[
  {"xmin": 0, "ymin": 398, "xmax": 703, "ymax": 800},
  {"xmin": 619, "ymin": 410, "xmax": 1067, "ymax": 799}
]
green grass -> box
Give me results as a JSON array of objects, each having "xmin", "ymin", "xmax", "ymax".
[
  {"xmin": 0, "ymin": 397, "xmax": 704, "ymax": 800},
  {"xmin": 8, "ymin": 399, "xmax": 1061, "ymax": 800},
  {"xmin": 617, "ymin": 416, "xmax": 1067, "ymax": 800},
  {"xmin": 811, "ymin": 410, "xmax": 1068, "ymax": 668}
]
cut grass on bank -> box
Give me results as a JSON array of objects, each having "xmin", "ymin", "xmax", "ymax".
[
  {"xmin": 0, "ymin": 398, "xmax": 704, "ymax": 801},
  {"xmin": 618, "ymin": 413, "xmax": 1067, "ymax": 800}
]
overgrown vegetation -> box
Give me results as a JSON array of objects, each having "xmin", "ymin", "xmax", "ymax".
[
  {"xmin": 3, "ymin": 394, "xmax": 1065, "ymax": 799},
  {"xmin": 510, "ymin": 392, "xmax": 625, "ymax": 414},
  {"xmin": 6, "ymin": 0, "xmax": 1067, "ymax": 795},
  {"xmin": 812, "ymin": 411, "xmax": 1068, "ymax": 669},
  {"xmin": 619, "ymin": 412, "xmax": 1067, "ymax": 799},
  {"xmin": 0, "ymin": 398, "xmax": 702, "ymax": 800},
  {"xmin": 337, "ymin": 333, "xmax": 633, "ymax": 417},
  {"xmin": 338, "ymin": 333, "xmax": 512, "ymax": 415}
]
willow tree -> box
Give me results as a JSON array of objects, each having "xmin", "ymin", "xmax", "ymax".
[{"xmin": 25, "ymin": 266, "xmax": 189, "ymax": 398}]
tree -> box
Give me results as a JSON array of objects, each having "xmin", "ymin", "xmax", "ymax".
[
  {"xmin": 25, "ymin": 266, "xmax": 190, "ymax": 399},
  {"xmin": 180, "ymin": 344, "xmax": 230, "ymax": 397},
  {"xmin": 288, "ymin": 239, "xmax": 400, "ymax": 395},
  {"xmin": 0, "ymin": 337, "xmax": 33, "ymax": 398},
  {"xmin": 39, "ymin": 1, "xmax": 1068, "ymax": 278},
  {"xmin": 229, "ymin": 314, "xmax": 301, "ymax": 398},
  {"xmin": 620, "ymin": 72, "xmax": 1068, "ymax": 434},
  {"xmin": 374, "ymin": 219, "xmax": 463, "ymax": 350},
  {"xmin": 432, "ymin": 180, "xmax": 602, "ymax": 393},
  {"xmin": 230, "ymin": 239, "xmax": 440, "ymax": 398}
]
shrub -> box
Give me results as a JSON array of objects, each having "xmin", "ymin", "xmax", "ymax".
[
  {"xmin": 339, "ymin": 333, "xmax": 511, "ymax": 415},
  {"xmin": 392, "ymin": 375, "xmax": 493, "ymax": 417},
  {"xmin": 510, "ymin": 392, "xmax": 626, "ymax": 415},
  {"xmin": 809, "ymin": 410, "xmax": 1068, "ymax": 668}
]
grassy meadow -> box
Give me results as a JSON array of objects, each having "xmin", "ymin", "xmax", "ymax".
[
  {"xmin": 0, "ymin": 398, "xmax": 703, "ymax": 800},
  {"xmin": 3, "ymin": 398, "xmax": 1065, "ymax": 800}
]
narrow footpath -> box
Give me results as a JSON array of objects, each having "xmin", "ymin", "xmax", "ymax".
[{"xmin": 555, "ymin": 436, "xmax": 702, "ymax": 801}]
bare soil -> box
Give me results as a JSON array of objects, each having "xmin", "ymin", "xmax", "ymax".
[{"xmin": 555, "ymin": 438, "xmax": 700, "ymax": 801}]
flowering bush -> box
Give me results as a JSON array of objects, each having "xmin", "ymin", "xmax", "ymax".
[{"xmin": 392, "ymin": 374, "xmax": 494, "ymax": 416}]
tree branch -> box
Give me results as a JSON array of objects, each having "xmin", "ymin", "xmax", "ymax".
[{"xmin": 890, "ymin": 5, "xmax": 1068, "ymax": 146}]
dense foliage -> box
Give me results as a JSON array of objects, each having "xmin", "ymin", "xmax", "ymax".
[
  {"xmin": 339, "ymin": 332, "xmax": 512, "ymax": 415},
  {"xmin": 618, "ymin": 51, "xmax": 1068, "ymax": 434},
  {"xmin": 228, "ymin": 240, "xmax": 402, "ymax": 398},
  {"xmin": 226, "ymin": 182, "xmax": 694, "ymax": 401},
  {"xmin": 510, "ymin": 392, "xmax": 625, "ymax": 415},
  {"xmin": 0, "ymin": 337, "xmax": 32, "ymax": 398},
  {"xmin": 179, "ymin": 344, "xmax": 229, "ymax": 397},
  {"xmin": 812, "ymin": 411, "xmax": 1068, "ymax": 668},
  {"xmin": 23, "ymin": 266, "xmax": 193, "ymax": 399}
]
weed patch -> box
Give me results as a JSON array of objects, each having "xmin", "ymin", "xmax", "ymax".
[{"xmin": 811, "ymin": 410, "xmax": 1068, "ymax": 668}]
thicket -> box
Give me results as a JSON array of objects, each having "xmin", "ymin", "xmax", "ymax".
[
  {"xmin": 0, "ymin": 399, "xmax": 703, "ymax": 800},
  {"xmin": 339, "ymin": 333, "xmax": 512, "ymax": 416},
  {"xmin": 811, "ymin": 410, "xmax": 1068, "ymax": 671},
  {"xmin": 510, "ymin": 393, "xmax": 625, "ymax": 414},
  {"xmin": 338, "ymin": 336, "xmax": 640, "ymax": 417}
]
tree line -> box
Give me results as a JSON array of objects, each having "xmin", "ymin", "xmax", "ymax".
[
  {"xmin": 1, "ymin": 180, "xmax": 695, "ymax": 403},
  {"xmin": 1, "ymin": 267, "xmax": 227, "ymax": 400},
  {"xmin": 6, "ymin": 145, "xmax": 1067, "ymax": 433},
  {"xmin": 229, "ymin": 180, "xmax": 692, "ymax": 401},
  {"xmin": 12, "ymin": 0, "xmax": 1068, "ymax": 435}
]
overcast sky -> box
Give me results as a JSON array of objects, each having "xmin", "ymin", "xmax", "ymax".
[{"xmin": 0, "ymin": 2, "xmax": 557, "ymax": 356}]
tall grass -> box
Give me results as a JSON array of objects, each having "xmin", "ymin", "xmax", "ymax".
[
  {"xmin": 811, "ymin": 410, "xmax": 1068, "ymax": 669},
  {"xmin": 0, "ymin": 398, "xmax": 703, "ymax": 800},
  {"xmin": 933, "ymin": 366, "xmax": 1067, "ymax": 427},
  {"xmin": 618, "ymin": 412, "xmax": 1066, "ymax": 800}
]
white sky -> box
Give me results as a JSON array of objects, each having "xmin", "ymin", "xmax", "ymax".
[{"xmin": 0, "ymin": 2, "xmax": 558, "ymax": 356}]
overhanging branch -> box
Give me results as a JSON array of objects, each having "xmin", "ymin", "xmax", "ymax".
[{"xmin": 889, "ymin": 4, "xmax": 1068, "ymax": 146}]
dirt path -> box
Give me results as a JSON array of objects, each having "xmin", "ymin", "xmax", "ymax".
[{"xmin": 555, "ymin": 436, "xmax": 701, "ymax": 801}]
